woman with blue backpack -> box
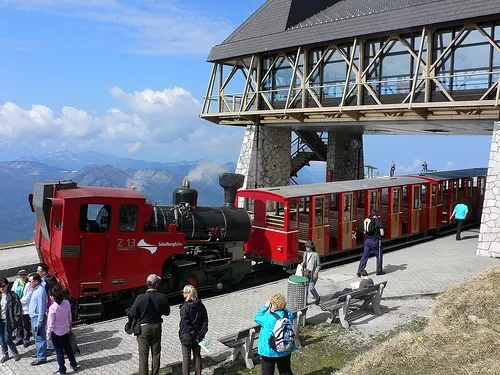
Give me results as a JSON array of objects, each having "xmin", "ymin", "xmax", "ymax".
[{"xmin": 254, "ymin": 293, "xmax": 295, "ymax": 375}]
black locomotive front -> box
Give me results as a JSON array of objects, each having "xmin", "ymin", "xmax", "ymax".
[{"xmin": 147, "ymin": 173, "xmax": 252, "ymax": 244}]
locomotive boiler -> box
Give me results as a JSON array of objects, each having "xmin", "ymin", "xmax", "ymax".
[{"xmin": 29, "ymin": 172, "xmax": 254, "ymax": 319}]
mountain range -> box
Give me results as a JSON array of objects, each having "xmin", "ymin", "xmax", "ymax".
[{"xmin": 2, "ymin": 150, "xmax": 323, "ymax": 243}]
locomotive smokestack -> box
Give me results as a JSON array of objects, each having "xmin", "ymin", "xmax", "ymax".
[{"xmin": 219, "ymin": 173, "xmax": 245, "ymax": 208}]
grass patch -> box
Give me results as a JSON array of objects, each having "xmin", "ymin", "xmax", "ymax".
[
  {"xmin": 371, "ymin": 316, "xmax": 429, "ymax": 343},
  {"xmin": 159, "ymin": 323, "xmax": 367, "ymax": 375},
  {"xmin": 0, "ymin": 238, "xmax": 33, "ymax": 248},
  {"xmin": 337, "ymin": 265, "xmax": 500, "ymax": 375}
]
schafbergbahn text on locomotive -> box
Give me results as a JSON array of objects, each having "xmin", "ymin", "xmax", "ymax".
[{"xmin": 28, "ymin": 168, "xmax": 486, "ymax": 319}]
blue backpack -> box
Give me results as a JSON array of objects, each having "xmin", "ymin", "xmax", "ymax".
[{"xmin": 269, "ymin": 310, "xmax": 295, "ymax": 353}]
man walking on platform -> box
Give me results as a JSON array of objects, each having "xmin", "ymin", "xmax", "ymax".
[
  {"xmin": 358, "ymin": 211, "xmax": 385, "ymax": 276},
  {"xmin": 450, "ymin": 201, "xmax": 468, "ymax": 240}
]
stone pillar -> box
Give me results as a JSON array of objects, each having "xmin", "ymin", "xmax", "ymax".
[
  {"xmin": 236, "ymin": 125, "xmax": 291, "ymax": 206},
  {"xmin": 477, "ymin": 121, "xmax": 500, "ymax": 258},
  {"xmin": 326, "ymin": 132, "xmax": 364, "ymax": 181}
]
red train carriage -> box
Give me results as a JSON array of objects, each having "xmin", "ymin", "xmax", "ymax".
[{"xmin": 237, "ymin": 168, "xmax": 486, "ymax": 267}]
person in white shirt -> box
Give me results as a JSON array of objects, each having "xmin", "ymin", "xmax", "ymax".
[{"xmin": 12, "ymin": 269, "xmax": 33, "ymax": 347}]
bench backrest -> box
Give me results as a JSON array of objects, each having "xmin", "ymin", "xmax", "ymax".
[{"xmin": 348, "ymin": 281, "xmax": 387, "ymax": 300}]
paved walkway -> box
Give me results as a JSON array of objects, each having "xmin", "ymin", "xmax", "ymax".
[
  {"xmin": 0, "ymin": 229, "xmax": 498, "ymax": 375},
  {"xmin": 0, "ymin": 244, "xmax": 38, "ymax": 279}
]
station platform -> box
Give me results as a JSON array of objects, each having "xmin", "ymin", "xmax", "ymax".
[
  {"xmin": 0, "ymin": 229, "xmax": 498, "ymax": 375},
  {"xmin": 0, "ymin": 244, "xmax": 38, "ymax": 280}
]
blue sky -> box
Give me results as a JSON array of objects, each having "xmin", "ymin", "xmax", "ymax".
[{"xmin": 0, "ymin": 0, "xmax": 493, "ymax": 176}]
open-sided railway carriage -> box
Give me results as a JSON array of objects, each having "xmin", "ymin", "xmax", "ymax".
[{"xmin": 237, "ymin": 168, "xmax": 486, "ymax": 266}]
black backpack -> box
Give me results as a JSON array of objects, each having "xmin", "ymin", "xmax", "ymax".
[{"xmin": 363, "ymin": 217, "xmax": 377, "ymax": 236}]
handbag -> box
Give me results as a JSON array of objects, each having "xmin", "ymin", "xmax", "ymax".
[
  {"xmin": 302, "ymin": 253, "xmax": 312, "ymax": 279},
  {"xmin": 68, "ymin": 330, "xmax": 80, "ymax": 354}
]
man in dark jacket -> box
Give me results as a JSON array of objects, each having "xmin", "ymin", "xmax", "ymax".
[{"xmin": 128, "ymin": 274, "xmax": 170, "ymax": 375}]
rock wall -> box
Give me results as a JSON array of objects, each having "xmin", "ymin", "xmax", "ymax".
[
  {"xmin": 326, "ymin": 132, "xmax": 365, "ymax": 181},
  {"xmin": 236, "ymin": 125, "xmax": 291, "ymax": 206},
  {"xmin": 477, "ymin": 121, "xmax": 500, "ymax": 258}
]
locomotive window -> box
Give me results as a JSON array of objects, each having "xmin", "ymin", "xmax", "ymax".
[
  {"xmin": 119, "ymin": 204, "xmax": 138, "ymax": 232},
  {"xmin": 80, "ymin": 204, "xmax": 111, "ymax": 233}
]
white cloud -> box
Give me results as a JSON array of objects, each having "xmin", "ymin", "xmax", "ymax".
[
  {"xmin": 186, "ymin": 160, "xmax": 229, "ymax": 183},
  {"xmin": 395, "ymin": 159, "xmax": 424, "ymax": 174},
  {"xmin": 445, "ymin": 161, "xmax": 456, "ymax": 170},
  {"xmin": 1, "ymin": 0, "xmax": 234, "ymax": 55},
  {"xmin": 0, "ymin": 86, "xmax": 244, "ymax": 161}
]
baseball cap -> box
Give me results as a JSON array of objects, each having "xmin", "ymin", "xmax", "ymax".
[
  {"xmin": 147, "ymin": 274, "xmax": 161, "ymax": 283},
  {"xmin": 17, "ymin": 269, "xmax": 29, "ymax": 276}
]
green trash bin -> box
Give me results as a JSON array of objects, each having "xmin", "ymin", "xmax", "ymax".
[{"xmin": 287, "ymin": 275, "xmax": 309, "ymax": 311}]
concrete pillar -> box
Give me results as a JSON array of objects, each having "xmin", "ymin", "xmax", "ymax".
[
  {"xmin": 326, "ymin": 132, "xmax": 365, "ymax": 181},
  {"xmin": 235, "ymin": 125, "xmax": 291, "ymax": 206},
  {"xmin": 477, "ymin": 121, "xmax": 500, "ymax": 258}
]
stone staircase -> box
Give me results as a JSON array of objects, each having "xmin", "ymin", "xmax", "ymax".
[{"xmin": 290, "ymin": 131, "xmax": 327, "ymax": 178}]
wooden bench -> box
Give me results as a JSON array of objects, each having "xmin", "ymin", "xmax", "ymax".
[
  {"xmin": 318, "ymin": 281, "xmax": 387, "ymax": 329},
  {"xmin": 218, "ymin": 307, "xmax": 308, "ymax": 369}
]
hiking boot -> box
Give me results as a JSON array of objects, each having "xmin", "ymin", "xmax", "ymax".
[
  {"xmin": 356, "ymin": 272, "xmax": 361, "ymax": 277},
  {"xmin": 1, "ymin": 354, "xmax": 8, "ymax": 363},
  {"xmin": 13, "ymin": 353, "xmax": 21, "ymax": 361},
  {"xmin": 376, "ymin": 271, "xmax": 387, "ymax": 275}
]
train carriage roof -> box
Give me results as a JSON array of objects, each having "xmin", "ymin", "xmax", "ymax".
[
  {"xmin": 239, "ymin": 168, "xmax": 488, "ymax": 199},
  {"xmin": 413, "ymin": 168, "xmax": 488, "ymax": 181},
  {"xmin": 243, "ymin": 176, "xmax": 425, "ymax": 199}
]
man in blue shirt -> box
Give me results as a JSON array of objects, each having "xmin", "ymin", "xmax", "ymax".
[
  {"xmin": 28, "ymin": 273, "xmax": 47, "ymax": 365},
  {"xmin": 450, "ymin": 201, "xmax": 468, "ymax": 241}
]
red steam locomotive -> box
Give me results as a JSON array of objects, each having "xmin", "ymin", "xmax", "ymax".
[{"xmin": 29, "ymin": 173, "xmax": 253, "ymax": 319}]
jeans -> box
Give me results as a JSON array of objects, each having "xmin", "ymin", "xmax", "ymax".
[
  {"xmin": 456, "ymin": 219, "xmax": 464, "ymax": 240},
  {"xmin": 51, "ymin": 332, "xmax": 77, "ymax": 374},
  {"xmin": 0, "ymin": 319, "xmax": 18, "ymax": 356},
  {"xmin": 181, "ymin": 343, "xmax": 202, "ymax": 375},
  {"xmin": 358, "ymin": 238, "xmax": 383, "ymax": 274},
  {"xmin": 30, "ymin": 316, "xmax": 47, "ymax": 361},
  {"xmin": 137, "ymin": 323, "xmax": 162, "ymax": 375},
  {"xmin": 261, "ymin": 354, "xmax": 293, "ymax": 375},
  {"xmin": 16, "ymin": 314, "xmax": 31, "ymax": 344},
  {"xmin": 307, "ymin": 279, "xmax": 320, "ymax": 303}
]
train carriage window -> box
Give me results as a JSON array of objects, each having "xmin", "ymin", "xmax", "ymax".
[
  {"xmin": 80, "ymin": 204, "xmax": 111, "ymax": 233},
  {"xmin": 315, "ymin": 197, "xmax": 324, "ymax": 226},
  {"xmin": 432, "ymin": 185, "xmax": 437, "ymax": 206},
  {"xmin": 393, "ymin": 189, "xmax": 401, "ymax": 213},
  {"xmin": 452, "ymin": 181, "xmax": 458, "ymax": 202},
  {"xmin": 414, "ymin": 186, "xmax": 421, "ymax": 209},
  {"xmin": 330, "ymin": 193, "xmax": 338, "ymax": 211},
  {"xmin": 119, "ymin": 204, "xmax": 138, "ymax": 232},
  {"xmin": 289, "ymin": 202, "xmax": 298, "ymax": 230},
  {"xmin": 344, "ymin": 195, "xmax": 352, "ymax": 222},
  {"xmin": 438, "ymin": 183, "xmax": 444, "ymax": 204}
]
